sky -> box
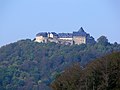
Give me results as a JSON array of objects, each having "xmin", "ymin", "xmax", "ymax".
[{"xmin": 0, "ymin": 0, "xmax": 120, "ymax": 46}]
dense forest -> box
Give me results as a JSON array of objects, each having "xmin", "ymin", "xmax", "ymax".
[
  {"xmin": 0, "ymin": 36, "xmax": 120, "ymax": 90},
  {"xmin": 51, "ymin": 52, "xmax": 120, "ymax": 90}
]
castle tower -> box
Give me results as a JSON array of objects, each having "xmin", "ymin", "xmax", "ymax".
[{"xmin": 73, "ymin": 27, "xmax": 86, "ymax": 45}]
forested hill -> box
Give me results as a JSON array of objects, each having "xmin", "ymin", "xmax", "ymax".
[
  {"xmin": 0, "ymin": 37, "xmax": 120, "ymax": 90},
  {"xmin": 51, "ymin": 52, "xmax": 120, "ymax": 90}
]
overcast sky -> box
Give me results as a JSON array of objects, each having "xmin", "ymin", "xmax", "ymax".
[{"xmin": 0, "ymin": 0, "xmax": 120, "ymax": 46}]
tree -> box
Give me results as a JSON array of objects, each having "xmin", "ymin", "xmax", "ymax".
[
  {"xmin": 51, "ymin": 63, "xmax": 83, "ymax": 90},
  {"xmin": 97, "ymin": 36, "xmax": 109, "ymax": 46},
  {"xmin": 51, "ymin": 52, "xmax": 120, "ymax": 90}
]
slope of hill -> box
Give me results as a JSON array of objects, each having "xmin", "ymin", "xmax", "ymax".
[
  {"xmin": 0, "ymin": 39, "xmax": 120, "ymax": 90},
  {"xmin": 51, "ymin": 52, "xmax": 120, "ymax": 90}
]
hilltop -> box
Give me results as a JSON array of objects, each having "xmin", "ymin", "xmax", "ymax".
[{"xmin": 0, "ymin": 38, "xmax": 120, "ymax": 90}]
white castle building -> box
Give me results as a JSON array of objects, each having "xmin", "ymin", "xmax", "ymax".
[{"xmin": 34, "ymin": 27, "xmax": 95, "ymax": 45}]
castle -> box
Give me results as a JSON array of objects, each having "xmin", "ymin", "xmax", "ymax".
[{"xmin": 34, "ymin": 27, "xmax": 95, "ymax": 45}]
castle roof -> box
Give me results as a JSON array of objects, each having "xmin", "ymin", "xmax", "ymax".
[
  {"xmin": 58, "ymin": 33, "xmax": 73, "ymax": 38},
  {"xmin": 36, "ymin": 27, "xmax": 88, "ymax": 38},
  {"xmin": 73, "ymin": 27, "xmax": 87, "ymax": 36},
  {"xmin": 78, "ymin": 27, "xmax": 85, "ymax": 32},
  {"xmin": 51, "ymin": 32, "xmax": 58, "ymax": 36},
  {"xmin": 36, "ymin": 32, "xmax": 48, "ymax": 37}
]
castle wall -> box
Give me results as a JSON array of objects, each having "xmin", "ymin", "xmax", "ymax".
[
  {"xmin": 35, "ymin": 36, "xmax": 86, "ymax": 45},
  {"xmin": 35, "ymin": 36, "xmax": 47, "ymax": 43},
  {"xmin": 59, "ymin": 38, "xmax": 73, "ymax": 40},
  {"xmin": 58, "ymin": 39, "xmax": 73, "ymax": 45},
  {"xmin": 73, "ymin": 36, "xmax": 86, "ymax": 45},
  {"xmin": 48, "ymin": 38, "xmax": 59, "ymax": 43}
]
